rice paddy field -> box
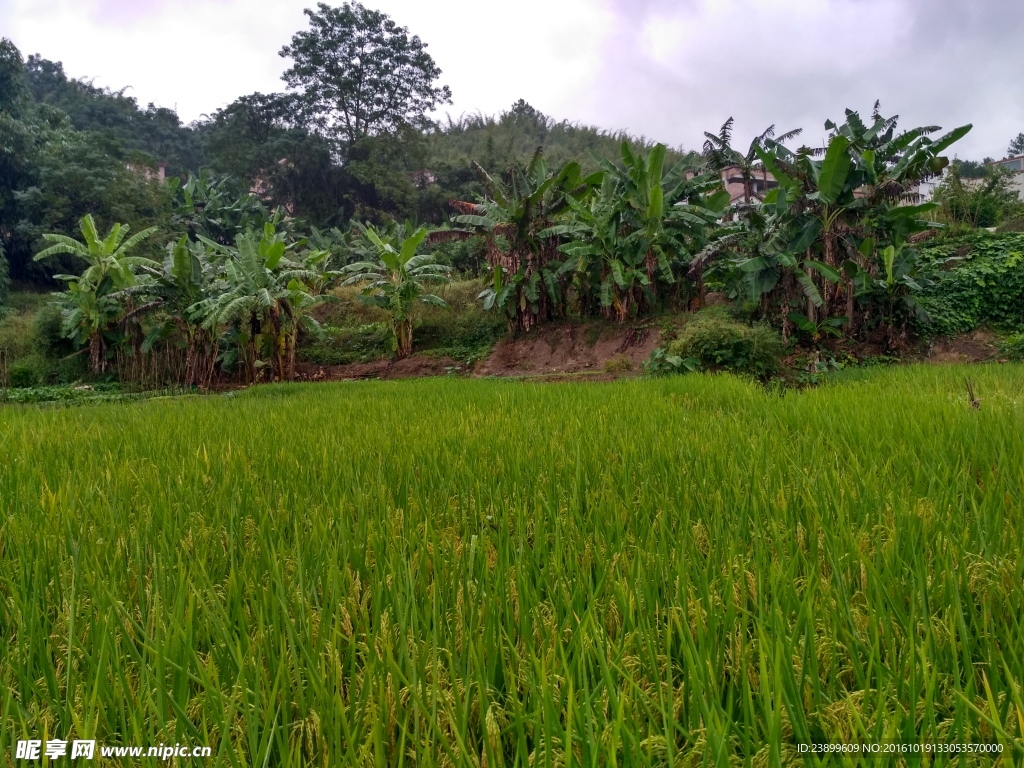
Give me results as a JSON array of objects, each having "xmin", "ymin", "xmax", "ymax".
[{"xmin": 1, "ymin": 365, "xmax": 1023, "ymax": 766}]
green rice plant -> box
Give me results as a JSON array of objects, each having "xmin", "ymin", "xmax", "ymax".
[{"xmin": 1, "ymin": 366, "xmax": 1023, "ymax": 765}]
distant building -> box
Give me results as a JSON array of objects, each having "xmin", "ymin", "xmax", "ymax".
[
  {"xmin": 126, "ymin": 161, "xmax": 166, "ymax": 183},
  {"xmin": 717, "ymin": 165, "xmax": 778, "ymax": 204},
  {"xmin": 905, "ymin": 176, "xmax": 940, "ymax": 204},
  {"xmin": 987, "ymin": 155, "xmax": 1024, "ymax": 199}
]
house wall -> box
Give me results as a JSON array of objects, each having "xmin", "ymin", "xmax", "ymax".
[{"xmin": 988, "ymin": 156, "xmax": 1024, "ymax": 200}]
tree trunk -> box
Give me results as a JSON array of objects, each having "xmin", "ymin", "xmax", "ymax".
[
  {"xmin": 89, "ymin": 332, "xmax": 103, "ymax": 374},
  {"xmin": 845, "ymin": 279, "xmax": 856, "ymax": 334},
  {"xmin": 288, "ymin": 329, "xmax": 297, "ymax": 381},
  {"xmin": 396, "ymin": 320, "xmax": 413, "ymax": 359}
]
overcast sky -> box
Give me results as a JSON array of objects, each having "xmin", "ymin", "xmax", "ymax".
[{"xmin": 2, "ymin": 0, "xmax": 1021, "ymax": 159}]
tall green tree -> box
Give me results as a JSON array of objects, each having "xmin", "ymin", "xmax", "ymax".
[
  {"xmin": 1008, "ymin": 133, "xmax": 1024, "ymax": 157},
  {"xmin": 0, "ymin": 38, "xmax": 33, "ymax": 295},
  {"xmin": 279, "ymin": 2, "xmax": 451, "ymax": 149},
  {"xmin": 23, "ymin": 54, "xmax": 204, "ymax": 175}
]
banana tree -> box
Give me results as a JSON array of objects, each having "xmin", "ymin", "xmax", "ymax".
[
  {"xmin": 540, "ymin": 177, "xmax": 648, "ymax": 320},
  {"xmin": 543, "ymin": 142, "xmax": 727, "ymax": 319},
  {"xmin": 135, "ymin": 236, "xmax": 220, "ymax": 386},
  {"xmin": 341, "ymin": 222, "xmax": 448, "ymax": 358},
  {"xmin": 753, "ymin": 105, "xmax": 970, "ymax": 333},
  {"xmin": 33, "ymin": 214, "xmax": 158, "ymax": 373},
  {"xmin": 611, "ymin": 143, "xmax": 728, "ymax": 298},
  {"xmin": 169, "ymin": 171, "xmax": 280, "ymax": 245},
  {"xmin": 195, "ymin": 224, "xmax": 325, "ymax": 382},
  {"xmin": 452, "ymin": 149, "xmax": 598, "ymax": 331}
]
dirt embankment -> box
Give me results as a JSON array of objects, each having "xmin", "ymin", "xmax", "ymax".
[
  {"xmin": 294, "ymin": 322, "xmax": 661, "ymax": 382},
  {"xmin": 294, "ymin": 324, "xmax": 1006, "ymax": 383},
  {"xmin": 295, "ymin": 355, "xmax": 465, "ymax": 381},
  {"xmin": 920, "ymin": 328, "xmax": 1003, "ymax": 364},
  {"xmin": 474, "ymin": 322, "xmax": 660, "ymax": 379}
]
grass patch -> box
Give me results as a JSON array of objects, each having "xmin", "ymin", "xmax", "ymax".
[
  {"xmin": 299, "ymin": 279, "xmax": 504, "ymax": 365},
  {"xmin": 2, "ymin": 366, "xmax": 1023, "ymax": 761}
]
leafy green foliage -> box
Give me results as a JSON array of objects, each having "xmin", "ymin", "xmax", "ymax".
[
  {"xmin": 298, "ymin": 322, "xmax": 391, "ymax": 365},
  {"xmin": 916, "ymin": 234, "xmax": 1024, "ymax": 334},
  {"xmin": 0, "ymin": 382, "xmax": 175, "ymax": 404},
  {"xmin": 415, "ymin": 311, "xmax": 505, "ymax": 364},
  {"xmin": 341, "ymin": 221, "xmax": 449, "ymax": 357},
  {"xmin": 703, "ymin": 105, "xmax": 970, "ymax": 346},
  {"xmin": 547, "ymin": 143, "xmax": 725, "ymax": 321},
  {"xmin": 0, "ymin": 48, "xmax": 171, "ymax": 285},
  {"xmin": 786, "ymin": 311, "xmax": 848, "ymax": 342},
  {"xmin": 642, "ymin": 345, "xmax": 700, "ymax": 375},
  {"xmin": 33, "ymin": 214, "xmax": 158, "ymax": 373},
  {"xmin": 429, "ymin": 101, "xmax": 692, "ymax": 185},
  {"xmin": 197, "ymin": 224, "xmax": 329, "ymax": 381},
  {"xmin": 662, "ymin": 308, "xmax": 783, "ymax": 378},
  {"xmin": 195, "ymin": 93, "xmax": 350, "ymax": 224},
  {"xmin": 279, "ymin": 2, "xmax": 452, "ymax": 148},
  {"xmin": 1001, "ymin": 332, "xmax": 1024, "ymax": 361},
  {"xmin": 455, "ymin": 149, "xmax": 595, "ymax": 331},
  {"xmin": 22, "ymin": 54, "xmax": 204, "ymax": 175},
  {"xmin": 933, "ymin": 162, "xmax": 1024, "ymax": 230},
  {"xmin": 169, "ymin": 171, "xmax": 281, "ymax": 245}
]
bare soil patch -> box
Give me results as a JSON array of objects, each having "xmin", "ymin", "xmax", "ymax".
[
  {"xmin": 920, "ymin": 328, "xmax": 1003, "ymax": 364},
  {"xmin": 295, "ymin": 355, "xmax": 463, "ymax": 381},
  {"xmin": 473, "ymin": 323, "xmax": 661, "ymax": 378}
]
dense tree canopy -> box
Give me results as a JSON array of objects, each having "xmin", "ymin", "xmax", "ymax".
[
  {"xmin": 22, "ymin": 55, "xmax": 204, "ymax": 175},
  {"xmin": 279, "ymin": 1, "xmax": 452, "ymax": 148},
  {"xmin": 0, "ymin": 40, "xmax": 170, "ymax": 286}
]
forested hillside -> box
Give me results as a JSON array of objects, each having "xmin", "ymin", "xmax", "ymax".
[
  {"xmin": 1, "ymin": 0, "xmax": 1022, "ymax": 391},
  {"xmin": 1, "ymin": 37, "xmax": 679, "ymax": 288}
]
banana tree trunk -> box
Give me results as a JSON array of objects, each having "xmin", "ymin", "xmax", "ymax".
[
  {"xmin": 396, "ymin": 320, "xmax": 413, "ymax": 359},
  {"xmin": 288, "ymin": 329, "xmax": 297, "ymax": 381},
  {"xmin": 89, "ymin": 332, "xmax": 104, "ymax": 374}
]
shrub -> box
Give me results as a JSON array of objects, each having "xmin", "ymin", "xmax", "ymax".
[
  {"xmin": 298, "ymin": 323, "xmax": 392, "ymax": 365},
  {"xmin": 6, "ymin": 354, "xmax": 48, "ymax": 388},
  {"xmin": 916, "ymin": 233, "xmax": 1024, "ymax": 335},
  {"xmin": 33, "ymin": 303, "xmax": 91, "ymax": 383},
  {"xmin": 1002, "ymin": 332, "xmax": 1024, "ymax": 361},
  {"xmin": 415, "ymin": 312, "xmax": 505, "ymax": 363},
  {"xmin": 996, "ymin": 217, "xmax": 1024, "ymax": 234},
  {"xmin": 604, "ymin": 354, "xmax": 633, "ymax": 373},
  {"xmin": 665, "ymin": 308, "xmax": 783, "ymax": 378}
]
